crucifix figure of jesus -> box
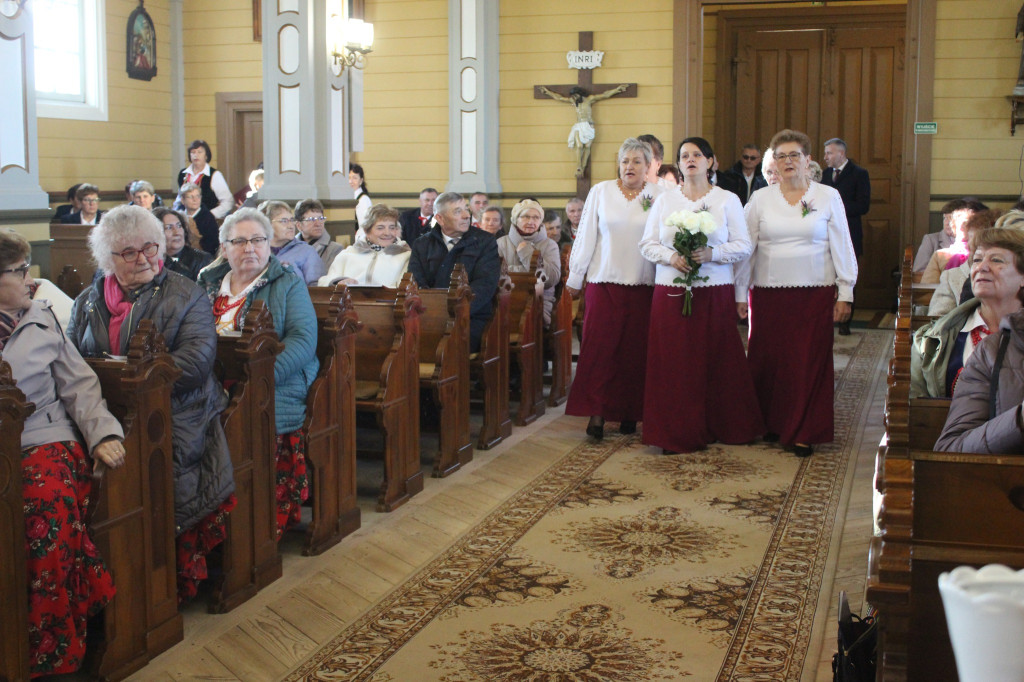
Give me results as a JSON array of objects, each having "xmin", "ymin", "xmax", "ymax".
[{"xmin": 535, "ymin": 32, "xmax": 637, "ymax": 195}]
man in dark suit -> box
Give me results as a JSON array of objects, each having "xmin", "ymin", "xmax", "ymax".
[
  {"xmin": 408, "ymin": 192, "xmax": 499, "ymax": 352},
  {"xmin": 399, "ymin": 187, "xmax": 438, "ymax": 244},
  {"xmin": 718, "ymin": 144, "xmax": 768, "ymax": 206},
  {"xmin": 821, "ymin": 137, "xmax": 871, "ymax": 334}
]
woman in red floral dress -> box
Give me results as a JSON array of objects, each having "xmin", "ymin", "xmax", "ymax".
[{"xmin": 0, "ymin": 230, "xmax": 125, "ymax": 677}]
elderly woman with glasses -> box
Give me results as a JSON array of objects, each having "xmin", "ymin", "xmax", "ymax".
[
  {"xmin": 155, "ymin": 206, "xmax": 212, "ymax": 281},
  {"xmin": 259, "ymin": 200, "xmax": 324, "ymax": 284},
  {"xmin": 295, "ymin": 198, "xmax": 343, "ymax": 272},
  {"xmin": 198, "ymin": 207, "xmax": 318, "ymax": 538},
  {"xmin": 497, "ymin": 199, "xmax": 560, "ymax": 327},
  {"xmin": 60, "ymin": 183, "xmax": 103, "ymax": 225},
  {"xmin": 0, "ymin": 229, "xmax": 123, "ymax": 677},
  {"xmin": 736, "ymin": 129, "xmax": 858, "ymax": 458},
  {"xmin": 318, "ymin": 203, "xmax": 411, "ymax": 287},
  {"xmin": 179, "ymin": 181, "xmax": 221, "ymax": 256},
  {"xmin": 66, "ymin": 205, "xmax": 236, "ymax": 603}
]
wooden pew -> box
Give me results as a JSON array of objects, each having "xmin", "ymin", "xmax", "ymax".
[
  {"xmin": 211, "ymin": 301, "xmax": 283, "ymax": 613},
  {"xmin": 57, "ymin": 263, "xmax": 86, "ymax": 299},
  {"xmin": 415, "ymin": 265, "xmax": 473, "ymax": 476},
  {"xmin": 50, "ymin": 223, "xmax": 95, "ymax": 294},
  {"xmin": 303, "ymin": 284, "xmax": 361, "ymax": 554},
  {"xmin": 543, "ymin": 246, "xmax": 573, "ymax": 406},
  {"xmin": 507, "ymin": 253, "xmax": 546, "ymax": 426},
  {"xmin": 348, "ymin": 275, "xmax": 425, "ymax": 511},
  {"xmin": 0, "ymin": 360, "xmax": 35, "ymax": 682},
  {"xmin": 85, "ymin": 321, "xmax": 183, "ymax": 680},
  {"xmin": 471, "ymin": 263, "xmax": 513, "ymax": 450}
]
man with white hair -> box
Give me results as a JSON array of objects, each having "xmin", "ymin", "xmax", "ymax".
[{"xmin": 408, "ymin": 192, "xmax": 499, "ymax": 351}]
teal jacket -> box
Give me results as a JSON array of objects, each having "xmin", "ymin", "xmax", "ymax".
[
  {"xmin": 910, "ymin": 298, "xmax": 981, "ymax": 398},
  {"xmin": 198, "ymin": 256, "xmax": 318, "ymax": 434}
]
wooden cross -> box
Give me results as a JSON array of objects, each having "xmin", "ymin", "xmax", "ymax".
[{"xmin": 534, "ymin": 31, "xmax": 637, "ymax": 197}]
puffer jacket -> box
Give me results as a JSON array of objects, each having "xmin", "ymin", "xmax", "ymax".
[
  {"xmin": 275, "ymin": 238, "xmax": 325, "ymax": 285},
  {"xmin": 67, "ymin": 268, "xmax": 234, "ymax": 533},
  {"xmin": 910, "ymin": 298, "xmax": 981, "ymax": 398},
  {"xmin": 197, "ymin": 255, "xmax": 318, "ymax": 434},
  {"xmin": 936, "ymin": 309, "xmax": 1024, "ymax": 453}
]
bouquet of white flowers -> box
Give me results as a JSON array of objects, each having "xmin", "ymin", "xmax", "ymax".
[{"xmin": 665, "ymin": 207, "xmax": 718, "ymax": 315}]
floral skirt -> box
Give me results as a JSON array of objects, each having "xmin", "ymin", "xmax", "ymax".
[
  {"xmin": 175, "ymin": 494, "xmax": 238, "ymax": 604},
  {"xmin": 22, "ymin": 440, "xmax": 116, "ymax": 678},
  {"xmin": 275, "ymin": 429, "xmax": 309, "ymax": 540}
]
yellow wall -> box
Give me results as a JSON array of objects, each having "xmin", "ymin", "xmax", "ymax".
[
  {"xmin": 932, "ymin": 0, "xmax": 1020, "ymax": 199},
  {"xmin": 37, "ymin": 0, "xmax": 173, "ymax": 196},
  {"xmin": 498, "ymin": 0, "xmax": 674, "ymax": 195},
  {"xmin": 182, "ymin": 0, "xmax": 263, "ymax": 174}
]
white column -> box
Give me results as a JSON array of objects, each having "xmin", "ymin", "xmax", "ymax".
[
  {"xmin": 261, "ymin": 0, "xmax": 355, "ymax": 202},
  {"xmin": 169, "ymin": 0, "xmax": 186, "ymax": 179},
  {"xmin": 0, "ymin": 3, "xmax": 49, "ymax": 212},
  {"xmin": 447, "ymin": 0, "xmax": 501, "ymax": 194}
]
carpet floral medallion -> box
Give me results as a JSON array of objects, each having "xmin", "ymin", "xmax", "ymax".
[{"xmin": 286, "ymin": 331, "xmax": 888, "ymax": 681}]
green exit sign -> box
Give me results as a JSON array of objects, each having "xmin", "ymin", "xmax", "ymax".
[{"xmin": 914, "ymin": 122, "xmax": 938, "ymax": 135}]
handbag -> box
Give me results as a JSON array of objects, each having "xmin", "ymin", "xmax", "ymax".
[{"xmin": 832, "ymin": 591, "xmax": 877, "ymax": 682}]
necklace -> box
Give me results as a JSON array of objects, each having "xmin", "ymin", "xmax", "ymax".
[
  {"xmin": 617, "ymin": 179, "xmax": 643, "ymax": 201},
  {"xmin": 212, "ymin": 294, "xmax": 246, "ymax": 332}
]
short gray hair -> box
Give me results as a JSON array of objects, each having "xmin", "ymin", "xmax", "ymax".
[
  {"xmin": 130, "ymin": 180, "xmax": 155, "ymax": 196},
  {"xmin": 179, "ymin": 182, "xmax": 201, "ymax": 197},
  {"xmin": 220, "ymin": 207, "xmax": 272, "ymax": 244},
  {"xmin": 433, "ymin": 192, "xmax": 464, "ymax": 222},
  {"xmin": 90, "ymin": 204, "xmax": 166, "ymax": 274},
  {"xmin": 617, "ymin": 137, "xmax": 653, "ymax": 166},
  {"xmin": 824, "ymin": 137, "xmax": 847, "ymax": 151},
  {"xmin": 258, "ymin": 200, "xmax": 292, "ymax": 221}
]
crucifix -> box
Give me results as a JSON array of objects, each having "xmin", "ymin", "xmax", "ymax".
[{"xmin": 535, "ymin": 31, "xmax": 637, "ymax": 197}]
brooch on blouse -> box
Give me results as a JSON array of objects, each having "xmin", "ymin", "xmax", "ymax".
[{"xmin": 800, "ymin": 200, "xmax": 817, "ymax": 218}]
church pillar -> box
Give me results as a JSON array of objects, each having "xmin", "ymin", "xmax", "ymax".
[
  {"xmin": 0, "ymin": 2, "xmax": 51, "ymax": 238},
  {"xmin": 261, "ymin": 0, "xmax": 355, "ymax": 203},
  {"xmin": 446, "ymin": 0, "xmax": 501, "ymax": 194}
]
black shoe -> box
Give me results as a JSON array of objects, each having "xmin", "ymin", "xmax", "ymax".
[
  {"xmin": 763, "ymin": 432, "xmax": 780, "ymax": 443},
  {"xmin": 619, "ymin": 420, "xmax": 637, "ymax": 435},
  {"xmin": 661, "ymin": 448, "xmax": 678, "ymax": 455},
  {"xmin": 793, "ymin": 444, "xmax": 814, "ymax": 458},
  {"xmin": 838, "ymin": 321, "xmax": 851, "ymax": 336},
  {"xmin": 586, "ymin": 419, "xmax": 604, "ymax": 440}
]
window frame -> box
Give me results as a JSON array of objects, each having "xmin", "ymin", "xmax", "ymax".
[{"xmin": 34, "ymin": 0, "xmax": 108, "ymax": 121}]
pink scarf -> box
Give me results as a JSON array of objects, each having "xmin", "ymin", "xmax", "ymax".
[{"xmin": 104, "ymin": 275, "xmax": 134, "ymax": 355}]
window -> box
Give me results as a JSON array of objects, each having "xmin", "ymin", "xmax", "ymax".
[{"xmin": 33, "ymin": 0, "xmax": 107, "ymax": 121}]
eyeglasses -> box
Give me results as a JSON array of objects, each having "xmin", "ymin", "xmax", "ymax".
[
  {"xmin": 273, "ymin": 217, "xmax": 297, "ymax": 225},
  {"xmin": 741, "ymin": 155, "xmax": 760, "ymax": 161},
  {"xmin": 81, "ymin": 198, "xmax": 100, "ymax": 204},
  {"xmin": 111, "ymin": 243, "xmax": 159, "ymax": 262},
  {"xmin": 163, "ymin": 222, "xmax": 183, "ymax": 231},
  {"xmin": 773, "ymin": 152, "xmax": 804, "ymax": 162},
  {"xmin": 1, "ymin": 263, "xmax": 31, "ymax": 277},
  {"xmin": 301, "ymin": 215, "xmax": 325, "ymax": 223},
  {"xmin": 226, "ymin": 236, "xmax": 269, "ymax": 248}
]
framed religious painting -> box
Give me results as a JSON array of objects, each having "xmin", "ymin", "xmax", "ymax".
[{"xmin": 126, "ymin": 1, "xmax": 157, "ymax": 81}]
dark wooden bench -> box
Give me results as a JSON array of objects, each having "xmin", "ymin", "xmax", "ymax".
[
  {"xmin": 507, "ymin": 253, "xmax": 546, "ymax": 426},
  {"xmin": 211, "ymin": 301, "xmax": 283, "ymax": 613},
  {"xmin": 0, "ymin": 360, "xmax": 35, "ymax": 682},
  {"xmin": 543, "ymin": 245, "xmax": 573, "ymax": 406},
  {"xmin": 471, "ymin": 263, "xmax": 512, "ymax": 450},
  {"xmin": 348, "ymin": 274, "xmax": 425, "ymax": 511},
  {"xmin": 57, "ymin": 263, "xmax": 86, "ymax": 299},
  {"xmin": 85, "ymin": 320, "xmax": 183, "ymax": 680},
  {"xmin": 50, "ymin": 223, "xmax": 95, "ymax": 296},
  {"xmin": 303, "ymin": 283, "xmax": 361, "ymax": 553}
]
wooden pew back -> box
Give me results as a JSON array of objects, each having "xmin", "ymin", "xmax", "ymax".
[
  {"xmin": 472, "ymin": 263, "xmax": 512, "ymax": 450},
  {"xmin": 0, "ymin": 360, "xmax": 35, "ymax": 682},
  {"xmin": 507, "ymin": 253, "xmax": 546, "ymax": 425},
  {"xmin": 49, "ymin": 224, "xmax": 95, "ymax": 295},
  {"xmin": 85, "ymin": 320, "xmax": 183, "ymax": 680},
  {"xmin": 544, "ymin": 245, "xmax": 573, "ymax": 406},
  {"xmin": 212, "ymin": 301, "xmax": 283, "ymax": 612}
]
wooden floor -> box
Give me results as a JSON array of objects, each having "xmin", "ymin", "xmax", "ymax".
[{"xmin": 128, "ymin": 332, "xmax": 888, "ymax": 682}]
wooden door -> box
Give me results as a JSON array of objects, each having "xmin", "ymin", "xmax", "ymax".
[
  {"xmin": 717, "ymin": 7, "xmax": 906, "ymax": 309},
  {"xmin": 215, "ymin": 92, "xmax": 264, "ymax": 196}
]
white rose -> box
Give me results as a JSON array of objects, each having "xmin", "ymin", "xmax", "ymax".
[
  {"xmin": 681, "ymin": 211, "xmax": 702, "ymax": 233},
  {"xmin": 665, "ymin": 210, "xmax": 687, "ymax": 229},
  {"xmin": 698, "ymin": 211, "xmax": 718, "ymax": 235}
]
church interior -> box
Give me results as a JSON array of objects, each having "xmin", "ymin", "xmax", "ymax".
[{"xmin": 2, "ymin": 0, "xmax": 1023, "ymax": 680}]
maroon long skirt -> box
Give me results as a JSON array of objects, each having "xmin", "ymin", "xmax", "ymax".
[
  {"xmin": 566, "ymin": 282, "xmax": 653, "ymax": 422},
  {"xmin": 643, "ymin": 285, "xmax": 765, "ymax": 453},
  {"xmin": 747, "ymin": 286, "xmax": 836, "ymax": 445}
]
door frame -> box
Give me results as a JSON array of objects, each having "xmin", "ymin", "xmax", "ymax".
[
  {"xmin": 673, "ymin": 0, "xmax": 935, "ymax": 248},
  {"xmin": 215, "ymin": 91, "xmax": 264, "ymax": 194}
]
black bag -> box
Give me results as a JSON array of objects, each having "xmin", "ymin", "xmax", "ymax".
[{"xmin": 832, "ymin": 591, "xmax": 877, "ymax": 682}]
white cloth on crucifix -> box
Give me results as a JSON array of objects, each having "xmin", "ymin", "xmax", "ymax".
[{"xmin": 568, "ymin": 121, "xmax": 596, "ymax": 149}]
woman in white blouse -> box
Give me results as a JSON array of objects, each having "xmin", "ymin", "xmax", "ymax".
[
  {"xmin": 565, "ymin": 138, "xmax": 664, "ymax": 440},
  {"xmin": 736, "ymin": 129, "xmax": 858, "ymax": 457},
  {"xmin": 319, "ymin": 204, "xmax": 411, "ymax": 287},
  {"xmin": 348, "ymin": 163, "xmax": 373, "ymax": 229},
  {"xmin": 640, "ymin": 137, "xmax": 764, "ymax": 454}
]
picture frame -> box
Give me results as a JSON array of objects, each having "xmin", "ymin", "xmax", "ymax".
[{"xmin": 126, "ymin": 1, "xmax": 157, "ymax": 81}]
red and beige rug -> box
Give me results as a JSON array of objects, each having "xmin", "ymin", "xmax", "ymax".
[{"xmin": 286, "ymin": 331, "xmax": 888, "ymax": 681}]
